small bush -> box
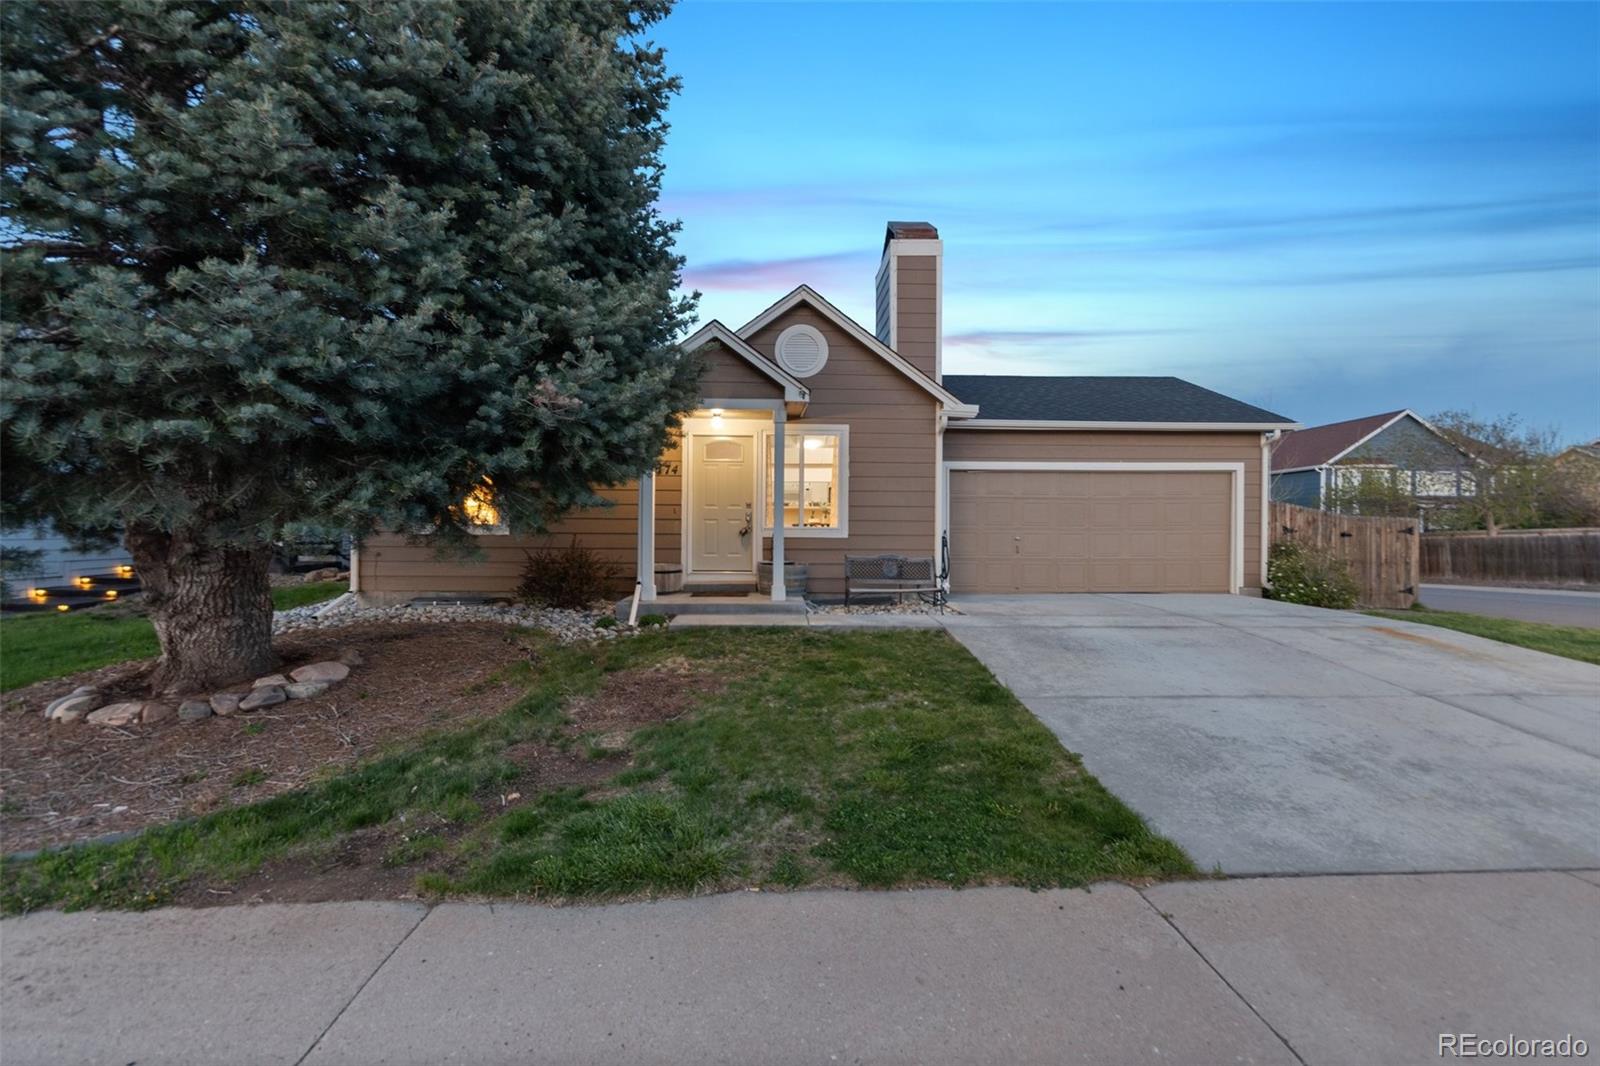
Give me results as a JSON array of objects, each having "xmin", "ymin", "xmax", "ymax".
[
  {"xmin": 594, "ymin": 615, "xmax": 619, "ymax": 630},
  {"xmin": 638, "ymin": 613, "xmax": 669, "ymax": 628},
  {"xmin": 515, "ymin": 536, "xmax": 620, "ymax": 610},
  {"xmin": 1266, "ymin": 541, "xmax": 1360, "ymax": 609}
]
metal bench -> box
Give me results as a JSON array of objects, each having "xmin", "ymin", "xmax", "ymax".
[{"xmin": 844, "ymin": 549, "xmax": 946, "ymax": 612}]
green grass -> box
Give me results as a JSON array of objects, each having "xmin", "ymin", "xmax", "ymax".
[
  {"xmin": 0, "ymin": 581, "xmax": 347, "ymax": 692},
  {"xmin": 1, "ymin": 629, "xmax": 1192, "ymax": 912},
  {"xmin": 268, "ymin": 581, "xmax": 347, "ymax": 611},
  {"xmin": 1365, "ymin": 606, "xmax": 1600, "ymax": 665}
]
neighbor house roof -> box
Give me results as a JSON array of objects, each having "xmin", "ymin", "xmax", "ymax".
[
  {"xmin": 942, "ymin": 375, "xmax": 1296, "ymax": 428},
  {"xmin": 1270, "ymin": 410, "xmax": 1409, "ymax": 471}
]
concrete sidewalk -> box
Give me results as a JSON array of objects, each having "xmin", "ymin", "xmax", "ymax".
[{"xmin": 4, "ymin": 872, "xmax": 1596, "ymax": 1065}]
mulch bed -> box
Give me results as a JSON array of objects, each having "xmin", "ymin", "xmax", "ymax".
[{"xmin": 0, "ymin": 622, "xmax": 541, "ymax": 855}]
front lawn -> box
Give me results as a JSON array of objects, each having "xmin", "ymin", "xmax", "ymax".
[
  {"xmin": 1, "ymin": 628, "xmax": 1192, "ymax": 912},
  {"xmin": 0, "ymin": 581, "xmax": 346, "ymax": 692},
  {"xmin": 1364, "ymin": 606, "xmax": 1600, "ymax": 665}
]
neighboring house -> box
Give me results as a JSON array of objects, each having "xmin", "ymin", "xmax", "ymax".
[
  {"xmin": 0, "ymin": 523, "xmax": 132, "ymax": 602},
  {"xmin": 1555, "ymin": 439, "xmax": 1600, "ymax": 473},
  {"xmin": 1270, "ymin": 409, "xmax": 1476, "ymax": 523},
  {"xmin": 355, "ymin": 222, "xmax": 1297, "ymax": 605},
  {"xmin": 1555, "ymin": 439, "xmax": 1600, "ymax": 513}
]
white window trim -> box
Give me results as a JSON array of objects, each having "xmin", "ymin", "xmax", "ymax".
[
  {"xmin": 758, "ymin": 423, "xmax": 850, "ymax": 539},
  {"xmin": 940, "ymin": 460, "xmax": 1246, "ymax": 594},
  {"xmin": 774, "ymin": 323, "xmax": 830, "ymax": 378}
]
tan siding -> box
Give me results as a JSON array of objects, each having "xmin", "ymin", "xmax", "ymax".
[
  {"xmin": 943, "ymin": 429, "xmax": 1266, "ymax": 589},
  {"xmin": 358, "ymin": 438, "xmax": 687, "ymax": 603},
  {"xmin": 893, "ymin": 255, "xmax": 938, "ymax": 379},
  {"xmin": 747, "ymin": 304, "xmax": 940, "ymax": 595},
  {"xmin": 697, "ymin": 341, "xmax": 785, "ymax": 398}
]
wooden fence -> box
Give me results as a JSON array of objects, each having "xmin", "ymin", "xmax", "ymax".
[
  {"xmin": 1269, "ymin": 502, "xmax": 1419, "ymax": 609},
  {"xmin": 1421, "ymin": 528, "xmax": 1600, "ymax": 586}
]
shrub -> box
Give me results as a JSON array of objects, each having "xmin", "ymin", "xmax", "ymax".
[
  {"xmin": 594, "ymin": 615, "xmax": 619, "ymax": 630},
  {"xmin": 1266, "ymin": 541, "xmax": 1361, "ymax": 609},
  {"xmin": 514, "ymin": 537, "xmax": 620, "ymax": 610},
  {"xmin": 638, "ymin": 613, "xmax": 669, "ymax": 629}
]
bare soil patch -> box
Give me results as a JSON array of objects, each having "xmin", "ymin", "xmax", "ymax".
[
  {"xmin": 0, "ymin": 622, "xmax": 539, "ymax": 854},
  {"xmin": 170, "ymin": 659, "xmax": 725, "ymax": 906},
  {"xmin": 563, "ymin": 655, "xmax": 721, "ymax": 734}
]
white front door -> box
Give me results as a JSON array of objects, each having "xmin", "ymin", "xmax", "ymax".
[{"xmin": 690, "ymin": 434, "xmax": 754, "ymax": 573}]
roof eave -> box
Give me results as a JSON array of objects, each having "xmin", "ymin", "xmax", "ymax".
[{"xmin": 951, "ymin": 419, "xmax": 1303, "ymax": 432}]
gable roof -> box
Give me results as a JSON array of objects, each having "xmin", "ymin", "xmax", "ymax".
[
  {"xmin": 1270, "ymin": 410, "xmax": 1414, "ymax": 471},
  {"xmin": 735, "ymin": 285, "xmax": 978, "ymax": 415},
  {"xmin": 679, "ymin": 320, "xmax": 810, "ymax": 404},
  {"xmin": 943, "ymin": 375, "xmax": 1296, "ymax": 429}
]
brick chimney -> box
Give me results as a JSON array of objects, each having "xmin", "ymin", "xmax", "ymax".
[{"xmin": 874, "ymin": 221, "xmax": 942, "ymax": 380}]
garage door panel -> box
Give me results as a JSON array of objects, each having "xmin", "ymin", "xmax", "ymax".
[{"xmin": 949, "ymin": 469, "xmax": 1232, "ymax": 593}]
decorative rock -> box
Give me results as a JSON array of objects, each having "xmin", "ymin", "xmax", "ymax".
[
  {"xmin": 238, "ymin": 686, "xmax": 286, "ymax": 712},
  {"xmin": 140, "ymin": 701, "xmax": 176, "ymax": 725},
  {"xmin": 337, "ymin": 648, "xmax": 366, "ymax": 667},
  {"xmin": 284, "ymin": 681, "xmax": 330, "ymax": 700},
  {"xmin": 44, "ymin": 692, "xmax": 101, "ymax": 721},
  {"xmin": 179, "ymin": 699, "xmax": 215, "ymax": 721},
  {"xmin": 270, "ymin": 600, "xmax": 636, "ymax": 646},
  {"xmin": 69, "ymin": 685, "xmax": 101, "ymax": 697},
  {"xmin": 210, "ymin": 692, "xmax": 244, "ymax": 717},
  {"xmin": 87, "ymin": 701, "xmax": 146, "ymax": 727},
  {"xmin": 289, "ymin": 661, "xmax": 349, "ymax": 684},
  {"xmin": 304, "ymin": 566, "xmax": 341, "ymax": 581},
  {"xmin": 253, "ymin": 673, "xmax": 291, "ymax": 688}
]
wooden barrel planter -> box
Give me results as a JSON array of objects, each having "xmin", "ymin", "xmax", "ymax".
[{"xmin": 756, "ymin": 561, "xmax": 808, "ymax": 597}]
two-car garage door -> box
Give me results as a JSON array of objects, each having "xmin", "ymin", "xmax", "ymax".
[{"xmin": 948, "ymin": 469, "xmax": 1234, "ymax": 593}]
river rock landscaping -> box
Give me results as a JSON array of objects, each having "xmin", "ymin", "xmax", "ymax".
[{"xmin": 272, "ymin": 599, "xmax": 625, "ymax": 643}]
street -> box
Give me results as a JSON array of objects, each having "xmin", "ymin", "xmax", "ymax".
[{"xmin": 1419, "ymin": 584, "xmax": 1600, "ymax": 627}]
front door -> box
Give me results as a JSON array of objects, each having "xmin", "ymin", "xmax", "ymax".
[{"xmin": 690, "ymin": 434, "xmax": 754, "ymax": 573}]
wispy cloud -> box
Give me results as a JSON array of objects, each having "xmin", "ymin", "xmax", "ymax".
[
  {"xmin": 946, "ymin": 328, "xmax": 1185, "ymax": 349},
  {"xmin": 681, "ymin": 251, "xmax": 870, "ymax": 292}
]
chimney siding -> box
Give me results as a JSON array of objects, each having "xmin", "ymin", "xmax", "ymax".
[
  {"xmin": 873, "ymin": 223, "xmax": 942, "ymax": 381},
  {"xmin": 894, "ymin": 255, "xmax": 939, "ymax": 379}
]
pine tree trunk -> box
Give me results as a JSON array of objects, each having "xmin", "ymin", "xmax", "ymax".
[{"xmin": 126, "ymin": 526, "xmax": 278, "ymax": 697}]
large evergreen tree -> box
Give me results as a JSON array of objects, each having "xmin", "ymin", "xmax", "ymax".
[{"xmin": 2, "ymin": 0, "xmax": 698, "ymax": 694}]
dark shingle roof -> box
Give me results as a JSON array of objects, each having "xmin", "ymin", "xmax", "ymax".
[
  {"xmin": 943, "ymin": 375, "xmax": 1294, "ymax": 426},
  {"xmin": 1269, "ymin": 410, "xmax": 1407, "ymax": 470}
]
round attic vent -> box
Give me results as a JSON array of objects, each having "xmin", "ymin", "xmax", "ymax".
[{"xmin": 775, "ymin": 324, "xmax": 828, "ymax": 378}]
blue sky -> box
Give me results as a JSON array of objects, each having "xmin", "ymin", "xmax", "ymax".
[{"xmin": 649, "ymin": 2, "xmax": 1600, "ymax": 442}]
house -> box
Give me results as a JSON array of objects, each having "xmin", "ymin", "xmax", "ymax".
[
  {"xmin": 354, "ymin": 222, "xmax": 1298, "ymax": 605},
  {"xmin": 1270, "ymin": 409, "xmax": 1476, "ymax": 521},
  {"xmin": 0, "ymin": 522, "xmax": 134, "ymax": 606}
]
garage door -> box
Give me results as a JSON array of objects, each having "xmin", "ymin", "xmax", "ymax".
[{"xmin": 948, "ymin": 469, "xmax": 1233, "ymax": 593}]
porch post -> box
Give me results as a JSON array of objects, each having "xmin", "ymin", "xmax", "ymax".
[
  {"xmin": 769, "ymin": 409, "xmax": 786, "ymax": 602},
  {"xmin": 637, "ymin": 470, "xmax": 656, "ymax": 602}
]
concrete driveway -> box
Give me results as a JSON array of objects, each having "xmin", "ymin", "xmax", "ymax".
[{"xmin": 943, "ymin": 594, "xmax": 1600, "ymax": 875}]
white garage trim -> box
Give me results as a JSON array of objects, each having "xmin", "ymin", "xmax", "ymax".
[{"xmin": 940, "ymin": 461, "xmax": 1247, "ymax": 594}]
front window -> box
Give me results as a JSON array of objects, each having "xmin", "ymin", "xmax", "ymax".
[
  {"xmin": 461, "ymin": 479, "xmax": 507, "ymax": 534},
  {"xmin": 763, "ymin": 426, "xmax": 847, "ymax": 535}
]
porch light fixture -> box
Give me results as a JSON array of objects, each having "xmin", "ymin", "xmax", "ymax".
[
  {"xmin": 709, "ymin": 407, "xmax": 724, "ymax": 425},
  {"xmin": 804, "ymin": 437, "xmax": 822, "ymax": 450}
]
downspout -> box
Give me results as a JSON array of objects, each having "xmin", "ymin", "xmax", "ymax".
[{"xmin": 1261, "ymin": 431, "xmax": 1281, "ymax": 590}]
